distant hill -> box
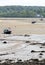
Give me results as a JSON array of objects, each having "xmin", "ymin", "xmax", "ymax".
[{"xmin": 0, "ymin": 6, "xmax": 45, "ymax": 18}]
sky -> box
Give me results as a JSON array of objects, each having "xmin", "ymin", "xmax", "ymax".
[{"xmin": 0, "ymin": 0, "xmax": 45, "ymax": 6}]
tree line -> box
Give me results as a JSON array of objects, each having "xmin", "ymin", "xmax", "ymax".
[{"xmin": 0, "ymin": 6, "xmax": 45, "ymax": 17}]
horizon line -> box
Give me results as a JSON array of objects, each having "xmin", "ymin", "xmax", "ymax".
[{"xmin": 0, "ymin": 5, "xmax": 45, "ymax": 7}]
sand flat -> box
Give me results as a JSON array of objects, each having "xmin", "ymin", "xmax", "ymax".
[{"xmin": 0, "ymin": 18, "xmax": 45, "ymax": 35}]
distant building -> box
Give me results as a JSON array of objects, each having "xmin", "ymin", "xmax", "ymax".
[{"xmin": 36, "ymin": 14, "xmax": 43, "ymax": 18}]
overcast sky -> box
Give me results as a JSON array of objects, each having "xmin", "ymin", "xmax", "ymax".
[{"xmin": 0, "ymin": 0, "xmax": 45, "ymax": 6}]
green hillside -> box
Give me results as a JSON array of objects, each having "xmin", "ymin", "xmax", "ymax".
[{"xmin": 0, "ymin": 6, "xmax": 45, "ymax": 17}]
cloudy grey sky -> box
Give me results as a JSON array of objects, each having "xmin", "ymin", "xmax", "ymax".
[{"xmin": 0, "ymin": 0, "xmax": 45, "ymax": 6}]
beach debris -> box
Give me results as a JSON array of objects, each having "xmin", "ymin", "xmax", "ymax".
[
  {"xmin": 32, "ymin": 21, "xmax": 36, "ymax": 24},
  {"xmin": 40, "ymin": 18, "xmax": 43, "ymax": 21},
  {"xmin": 39, "ymin": 53, "xmax": 43, "ymax": 55},
  {"xmin": 24, "ymin": 34, "xmax": 30, "ymax": 37},
  {"xmin": 25, "ymin": 41, "xmax": 30, "ymax": 43},
  {"xmin": 3, "ymin": 29, "xmax": 11, "ymax": 34},
  {"xmin": 31, "ymin": 50, "xmax": 35, "ymax": 53},
  {"xmin": 3, "ymin": 41, "xmax": 7, "ymax": 44}
]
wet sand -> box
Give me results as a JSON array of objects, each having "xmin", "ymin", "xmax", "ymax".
[{"xmin": 0, "ymin": 18, "xmax": 45, "ymax": 64}]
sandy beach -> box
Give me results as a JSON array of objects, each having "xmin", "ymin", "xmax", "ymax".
[
  {"xmin": 0, "ymin": 18, "xmax": 45, "ymax": 64},
  {"xmin": 0, "ymin": 18, "xmax": 45, "ymax": 35}
]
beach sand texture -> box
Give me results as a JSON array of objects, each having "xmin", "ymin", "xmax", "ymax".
[{"xmin": 0, "ymin": 18, "xmax": 45, "ymax": 35}]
